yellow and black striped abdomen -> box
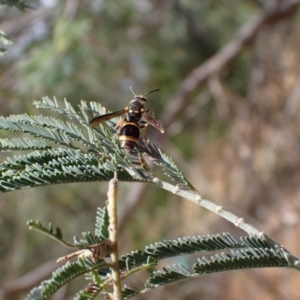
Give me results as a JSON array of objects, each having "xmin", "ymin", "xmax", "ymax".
[{"xmin": 118, "ymin": 121, "xmax": 140, "ymax": 153}]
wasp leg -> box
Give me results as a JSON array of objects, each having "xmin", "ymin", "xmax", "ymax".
[
  {"xmin": 112, "ymin": 116, "xmax": 125, "ymax": 141},
  {"xmin": 137, "ymin": 150, "xmax": 153, "ymax": 174},
  {"xmin": 139, "ymin": 121, "xmax": 148, "ymax": 140},
  {"xmin": 115, "ymin": 117, "xmax": 125, "ymax": 133},
  {"xmin": 143, "ymin": 124, "xmax": 148, "ymax": 140},
  {"xmin": 87, "ymin": 149, "xmax": 110, "ymax": 161}
]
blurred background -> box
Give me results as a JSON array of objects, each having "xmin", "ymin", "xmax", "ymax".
[{"xmin": 1, "ymin": 0, "xmax": 300, "ymax": 299}]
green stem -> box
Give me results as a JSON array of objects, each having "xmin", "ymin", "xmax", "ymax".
[{"xmin": 151, "ymin": 178, "xmax": 261, "ymax": 235}]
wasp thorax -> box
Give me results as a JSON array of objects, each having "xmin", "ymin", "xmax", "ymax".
[{"xmin": 126, "ymin": 100, "xmax": 145, "ymax": 122}]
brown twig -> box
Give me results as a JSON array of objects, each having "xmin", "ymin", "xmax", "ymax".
[{"xmin": 161, "ymin": 0, "xmax": 300, "ymax": 130}]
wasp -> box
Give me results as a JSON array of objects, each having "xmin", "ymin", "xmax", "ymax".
[{"xmin": 89, "ymin": 88, "xmax": 164, "ymax": 153}]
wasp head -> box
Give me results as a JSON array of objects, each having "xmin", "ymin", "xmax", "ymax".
[
  {"xmin": 134, "ymin": 95, "xmax": 147, "ymax": 103},
  {"xmin": 130, "ymin": 87, "xmax": 159, "ymax": 103}
]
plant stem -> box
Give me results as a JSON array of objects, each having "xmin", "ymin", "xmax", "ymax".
[
  {"xmin": 152, "ymin": 178, "xmax": 261, "ymax": 235},
  {"xmin": 107, "ymin": 178, "xmax": 123, "ymax": 300}
]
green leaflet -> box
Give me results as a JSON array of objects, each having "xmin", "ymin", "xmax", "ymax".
[{"xmin": 25, "ymin": 258, "xmax": 108, "ymax": 300}]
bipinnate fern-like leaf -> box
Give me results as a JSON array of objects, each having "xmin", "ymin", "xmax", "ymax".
[
  {"xmin": 0, "ymin": 138, "xmax": 51, "ymax": 151},
  {"xmin": 26, "ymin": 216, "xmax": 112, "ymax": 299},
  {"xmin": 146, "ymin": 247, "xmax": 293, "ymax": 289},
  {"xmin": 144, "ymin": 233, "xmax": 242, "ymax": 258},
  {"xmin": 25, "ymin": 257, "xmax": 108, "ymax": 300},
  {"xmin": 0, "ymin": 114, "xmax": 95, "ymax": 150},
  {"xmin": 138, "ymin": 140, "xmax": 196, "ymax": 191},
  {"xmin": 34, "ymin": 98, "xmax": 116, "ymax": 152},
  {"xmin": 95, "ymin": 206, "xmax": 109, "ymax": 239},
  {"xmin": 194, "ymin": 247, "xmax": 290, "ymax": 273},
  {"xmin": 74, "ymin": 287, "xmax": 100, "ymax": 300},
  {"xmin": 0, "ymin": 97, "xmax": 197, "ymax": 195},
  {"xmin": 27, "ymin": 220, "xmax": 107, "ymax": 251},
  {"xmin": 122, "ymin": 287, "xmax": 139, "ymax": 299},
  {"xmin": 73, "ymin": 206, "xmax": 109, "ymax": 247},
  {"xmin": 27, "ymin": 218, "xmax": 108, "ymax": 249},
  {"xmin": 119, "ymin": 233, "xmax": 242, "ymax": 270},
  {"xmin": 119, "ymin": 250, "xmax": 151, "ymax": 271},
  {"xmin": 119, "ymin": 233, "xmax": 299, "ymax": 275},
  {"xmin": 0, "ymin": 148, "xmax": 144, "ymax": 193},
  {"xmin": 35, "ymin": 97, "xmax": 139, "ymax": 166},
  {"xmin": 33, "ymin": 97, "xmax": 110, "ymax": 133},
  {"xmin": 25, "ymin": 281, "xmax": 49, "ymax": 300},
  {"xmin": 148, "ymin": 264, "xmax": 189, "ymax": 286},
  {"xmin": 35, "ymin": 97, "xmax": 194, "ymax": 188},
  {"xmin": 0, "ymin": 97, "xmax": 164, "ymax": 194},
  {"xmin": 73, "ymin": 232, "xmax": 105, "ymax": 247},
  {"xmin": 74, "ymin": 268, "xmax": 110, "ymax": 299},
  {"xmin": 74, "ymin": 280, "xmax": 139, "ymax": 300},
  {"xmin": 27, "ymin": 220, "xmax": 70, "ymax": 246},
  {"xmin": 33, "ymin": 97, "xmax": 91, "ymax": 126},
  {"xmin": 26, "ymin": 232, "xmax": 296, "ymax": 300},
  {"xmin": 25, "ymin": 203, "xmax": 300, "ymax": 300}
]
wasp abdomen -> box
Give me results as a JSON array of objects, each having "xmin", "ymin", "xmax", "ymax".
[{"xmin": 119, "ymin": 122, "xmax": 140, "ymax": 153}]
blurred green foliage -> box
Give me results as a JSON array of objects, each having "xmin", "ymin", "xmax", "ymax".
[{"xmin": 3, "ymin": 1, "xmax": 257, "ymax": 108}]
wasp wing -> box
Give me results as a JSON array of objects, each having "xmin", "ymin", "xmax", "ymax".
[
  {"xmin": 89, "ymin": 109, "xmax": 126, "ymax": 127},
  {"xmin": 142, "ymin": 112, "xmax": 164, "ymax": 133}
]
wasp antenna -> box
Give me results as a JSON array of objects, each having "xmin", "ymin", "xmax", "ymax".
[
  {"xmin": 130, "ymin": 86, "xmax": 137, "ymax": 97},
  {"xmin": 143, "ymin": 88, "xmax": 160, "ymax": 97}
]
